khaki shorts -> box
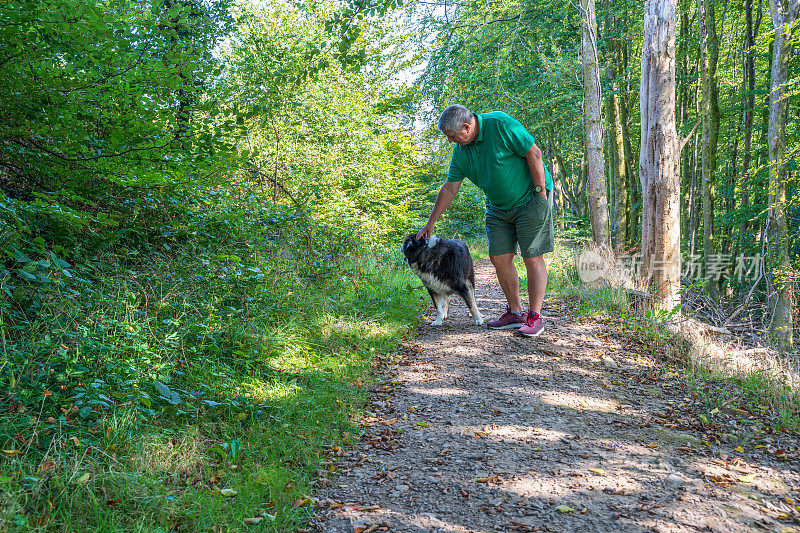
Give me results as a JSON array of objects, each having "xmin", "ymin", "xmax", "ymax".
[{"xmin": 485, "ymin": 189, "xmax": 554, "ymax": 258}]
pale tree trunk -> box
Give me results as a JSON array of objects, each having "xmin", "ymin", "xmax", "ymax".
[
  {"xmin": 700, "ymin": 0, "xmax": 721, "ymax": 299},
  {"xmin": 640, "ymin": 0, "xmax": 681, "ymax": 312},
  {"xmin": 767, "ymin": 0, "xmax": 798, "ymax": 350},
  {"xmin": 581, "ymin": 0, "xmax": 609, "ymax": 247}
]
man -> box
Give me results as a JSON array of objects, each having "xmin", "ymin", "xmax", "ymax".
[{"xmin": 416, "ymin": 105, "xmax": 554, "ymax": 337}]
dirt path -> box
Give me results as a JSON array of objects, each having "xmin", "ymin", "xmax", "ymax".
[{"xmin": 314, "ymin": 260, "xmax": 800, "ymax": 532}]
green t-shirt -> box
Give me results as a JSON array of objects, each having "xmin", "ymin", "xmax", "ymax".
[{"xmin": 446, "ymin": 111, "xmax": 554, "ymax": 210}]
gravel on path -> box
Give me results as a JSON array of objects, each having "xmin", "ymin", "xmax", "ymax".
[{"xmin": 314, "ymin": 259, "xmax": 800, "ymax": 533}]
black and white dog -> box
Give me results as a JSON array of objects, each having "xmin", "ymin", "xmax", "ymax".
[{"xmin": 401, "ymin": 235, "xmax": 484, "ymax": 326}]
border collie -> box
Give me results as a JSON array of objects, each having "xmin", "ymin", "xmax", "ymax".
[{"xmin": 401, "ymin": 235, "xmax": 484, "ymax": 326}]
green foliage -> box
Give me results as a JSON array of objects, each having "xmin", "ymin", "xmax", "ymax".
[
  {"xmin": 0, "ymin": 187, "xmax": 425, "ymax": 530},
  {"xmin": 219, "ymin": 0, "xmax": 427, "ymax": 242},
  {"xmin": 0, "ymin": 0, "xmax": 432, "ymax": 529},
  {"xmin": 1, "ymin": 0, "xmax": 234, "ymax": 192}
]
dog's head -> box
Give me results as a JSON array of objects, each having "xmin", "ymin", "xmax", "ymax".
[
  {"xmin": 401, "ymin": 234, "xmax": 427, "ymax": 263},
  {"xmin": 401, "ymin": 234, "xmax": 440, "ymax": 264}
]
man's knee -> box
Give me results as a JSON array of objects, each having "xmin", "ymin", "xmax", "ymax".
[
  {"xmin": 523, "ymin": 255, "xmax": 545, "ymax": 267},
  {"xmin": 490, "ymin": 253, "xmax": 515, "ymax": 267}
]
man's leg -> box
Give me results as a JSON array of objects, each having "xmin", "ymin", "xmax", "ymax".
[
  {"xmin": 490, "ymin": 253, "xmax": 523, "ymax": 313},
  {"xmin": 523, "ymin": 255, "xmax": 547, "ymax": 315}
]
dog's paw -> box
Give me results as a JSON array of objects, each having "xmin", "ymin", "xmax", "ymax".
[
  {"xmin": 472, "ymin": 317, "xmax": 485, "ymax": 326},
  {"xmin": 429, "ymin": 319, "xmax": 444, "ymax": 326}
]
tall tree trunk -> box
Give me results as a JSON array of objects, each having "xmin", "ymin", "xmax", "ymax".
[
  {"xmin": 581, "ymin": 0, "xmax": 609, "ymax": 247},
  {"xmin": 607, "ymin": 32, "xmax": 628, "ymax": 250},
  {"xmin": 677, "ymin": 0, "xmax": 692, "ymax": 241},
  {"xmin": 640, "ymin": 0, "xmax": 681, "ymax": 312},
  {"xmin": 700, "ymin": 0, "xmax": 721, "ymax": 299},
  {"xmin": 766, "ymin": 0, "xmax": 798, "ymax": 350},
  {"xmin": 619, "ymin": 96, "xmax": 638, "ymax": 242},
  {"xmin": 610, "ymin": 93, "xmax": 628, "ymax": 250},
  {"xmin": 739, "ymin": 0, "xmax": 764, "ymax": 243},
  {"xmin": 689, "ymin": 131, "xmax": 699, "ymax": 256}
]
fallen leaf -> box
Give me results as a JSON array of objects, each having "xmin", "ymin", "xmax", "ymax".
[
  {"xmin": 220, "ymin": 488, "xmax": 237, "ymax": 497},
  {"xmin": 555, "ymin": 505, "xmax": 575, "ymax": 513},
  {"xmin": 735, "ymin": 446, "xmax": 744, "ymax": 453},
  {"xmin": 738, "ymin": 473, "xmax": 757, "ymax": 483},
  {"xmin": 2, "ymin": 449, "xmax": 21, "ymax": 457},
  {"xmin": 37, "ymin": 460, "xmax": 57, "ymax": 473},
  {"xmin": 644, "ymin": 443, "xmax": 659, "ymax": 448},
  {"xmin": 416, "ymin": 421, "xmax": 429, "ymax": 427},
  {"xmin": 243, "ymin": 517, "xmax": 263, "ymax": 525},
  {"xmin": 476, "ymin": 474, "xmax": 499, "ymax": 483},
  {"xmin": 588, "ymin": 468, "xmax": 607, "ymax": 475},
  {"xmin": 76, "ymin": 473, "xmax": 90, "ymax": 483}
]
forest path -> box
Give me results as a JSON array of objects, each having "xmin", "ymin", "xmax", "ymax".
[{"xmin": 315, "ymin": 260, "xmax": 800, "ymax": 533}]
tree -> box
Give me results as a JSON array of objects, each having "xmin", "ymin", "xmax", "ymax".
[
  {"xmin": 581, "ymin": 0, "xmax": 610, "ymax": 247},
  {"xmin": 766, "ymin": 0, "xmax": 798, "ymax": 350},
  {"xmin": 699, "ymin": 0, "xmax": 721, "ymax": 299},
  {"xmin": 640, "ymin": 0, "xmax": 681, "ymax": 312}
]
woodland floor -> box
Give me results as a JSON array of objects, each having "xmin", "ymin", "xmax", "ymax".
[{"xmin": 313, "ymin": 259, "xmax": 800, "ymax": 533}]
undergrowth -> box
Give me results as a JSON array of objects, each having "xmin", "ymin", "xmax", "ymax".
[
  {"xmin": 536, "ymin": 237, "xmax": 800, "ymax": 433},
  {"xmin": 0, "ymin": 186, "xmax": 426, "ymax": 531}
]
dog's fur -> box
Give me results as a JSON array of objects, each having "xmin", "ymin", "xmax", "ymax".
[{"xmin": 401, "ymin": 235, "xmax": 484, "ymax": 326}]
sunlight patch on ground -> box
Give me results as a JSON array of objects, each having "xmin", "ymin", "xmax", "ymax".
[
  {"xmin": 128, "ymin": 428, "xmax": 207, "ymax": 478},
  {"xmin": 536, "ymin": 391, "xmax": 624, "ymax": 414},
  {"xmin": 241, "ymin": 378, "xmax": 302, "ymax": 403},
  {"xmin": 451, "ymin": 424, "xmax": 570, "ymax": 443},
  {"xmin": 406, "ymin": 385, "xmax": 470, "ymax": 397}
]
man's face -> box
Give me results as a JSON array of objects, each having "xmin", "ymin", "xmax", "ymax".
[{"xmin": 442, "ymin": 121, "xmax": 475, "ymax": 146}]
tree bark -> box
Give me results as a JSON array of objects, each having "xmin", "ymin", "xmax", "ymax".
[
  {"xmin": 609, "ymin": 94, "xmax": 627, "ymax": 250},
  {"xmin": 581, "ymin": 0, "xmax": 609, "ymax": 247},
  {"xmin": 619, "ymin": 95, "xmax": 638, "ymax": 242},
  {"xmin": 607, "ymin": 31, "xmax": 628, "ymax": 250},
  {"xmin": 766, "ymin": 0, "xmax": 798, "ymax": 350},
  {"xmin": 677, "ymin": 0, "xmax": 691, "ymax": 241},
  {"xmin": 640, "ymin": 0, "xmax": 681, "ymax": 312},
  {"xmin": 700, "ymin": 0, "xmax": 721, "ymax": 299},
  {"xmin": 739, "ymin": 0, "xmax": 764, "ymax": 240}
]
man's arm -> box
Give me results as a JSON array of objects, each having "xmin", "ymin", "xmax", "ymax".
[
  {"xmin": 416, "ymin": 180, "xmax": 462, "ymax": 240},
  {"xmin": 526, "ymin": 143, "xmax": 547, "ymax": 197}
]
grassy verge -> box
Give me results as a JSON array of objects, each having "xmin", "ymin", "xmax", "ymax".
[{"xmin": 1, "ymin": 196, "xmax": 427, "ymax": 531}]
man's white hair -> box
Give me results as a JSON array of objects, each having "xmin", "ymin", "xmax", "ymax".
[{"xmin": 438, "ymin": 105, "xmax": 474, "ymax": 134}]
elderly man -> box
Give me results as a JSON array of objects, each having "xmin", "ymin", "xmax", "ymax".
[{"xmin": 416, "ymin": 105, "xmax": 554, "ymax": 337}]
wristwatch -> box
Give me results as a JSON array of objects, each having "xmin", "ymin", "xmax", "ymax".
[{"xmin": 534, "ymin": 185, "xmax": 543, "ymax": 193}]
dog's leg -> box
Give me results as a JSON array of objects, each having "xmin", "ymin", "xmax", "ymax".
[
  {"xmin": 442, "ymin": 296, "xmax": 450, "ymax": 319},
  {"xmin": 459, "ymin": 285, "xmax": 484, "ymax": 326},
  {"xmin": 429, "ymin": 291, "xmax": 447, "ymax": 326}
]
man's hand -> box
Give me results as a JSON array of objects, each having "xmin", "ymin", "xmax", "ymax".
[
  {"xmin": 416, "ymin": 223, "xmax": 435, "ymax": 240},
  {"xmin": 526, "ymin": 144, "xmax": 547, "ymax": 197},
  {"xmin": 417, "ymin": 181, "xmax": 462, "ymax": 241}
]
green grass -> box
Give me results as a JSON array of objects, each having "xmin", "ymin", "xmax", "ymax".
[{"xmin": 1, "ymin": 210, "xmax": 427, "ymax": 531}]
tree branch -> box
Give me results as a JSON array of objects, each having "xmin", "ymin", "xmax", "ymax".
[{"xmin": 680, "ymin": 119, "xmax": 701, "ymax": 152}]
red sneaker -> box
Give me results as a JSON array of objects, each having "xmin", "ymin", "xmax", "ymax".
[
  {"xmin": 519, "ymin": 311, "xmax": 544, "ymax": 337},
  {"xmin": 487, "ymin": 306, "xmax": 526, "ymax": 330}
]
